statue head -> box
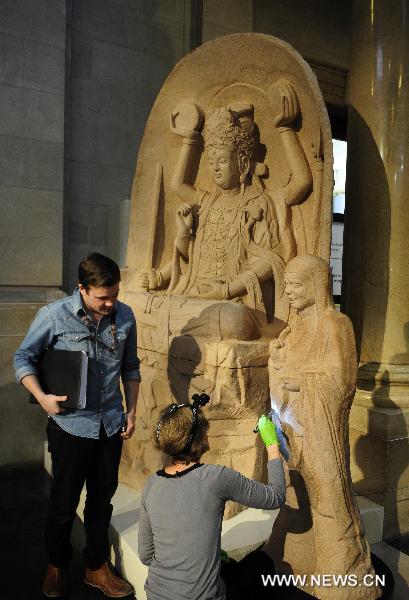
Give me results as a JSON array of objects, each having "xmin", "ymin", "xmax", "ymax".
[
  {"xmin": 284, "ymin": 255, "xmax": 334, "ymax": 314},
  {"xmin": 203, "ymin": 105, "xmax": 256, "ymax": 190}
]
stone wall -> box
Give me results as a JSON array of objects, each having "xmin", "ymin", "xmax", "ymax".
[
  {"xmin": 202, "ymin": 0, "xmax": 253, "ymax": 41},
  {"xmin": 0, "ymin": 0, "xmax": 66, "ymax": 289},
  {"xmin": 0, "ymin": 0, "xmax": 66, "ymax": 468},
  {"xmin": 64, "ymin": 0, "xmax": 194, "ymax": 292},
  {"xmin": 253, "ymin": 0, "xmax": 352, "ymax": 70}
]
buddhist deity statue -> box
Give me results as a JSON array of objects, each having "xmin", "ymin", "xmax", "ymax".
[
  {"xmin": 135, "ymin": 82, "xmax": 312, "ymax": 342},
  {"xmin": 264, "ymin": 255, "xmax": 380, "ymax": 599}
]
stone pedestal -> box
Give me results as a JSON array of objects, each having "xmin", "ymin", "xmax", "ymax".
[
  {"xmin": 350, "ymin": 403, "xmax": 409, "ymax": 538},
  {"xmin": 119, "ymin": 310, "xmax": 271, "ymax": 519},
  {"xmin": 343, "ymin": 0, "xmax": 409, "ymax": 537}
]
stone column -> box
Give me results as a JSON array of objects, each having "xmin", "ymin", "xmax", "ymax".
[{"xmin": 343, "ymin": 0, "xmax": 409, "ymax": 537}]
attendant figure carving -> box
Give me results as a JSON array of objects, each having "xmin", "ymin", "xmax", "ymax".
[{"xmin": 265, "ymin": 255, "xmax": 380, "ymax": 599}]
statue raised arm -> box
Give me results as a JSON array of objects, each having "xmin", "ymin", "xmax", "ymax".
[{"xmin": 270, "ymin": 79, "xmax": 312, "ymax": 206}]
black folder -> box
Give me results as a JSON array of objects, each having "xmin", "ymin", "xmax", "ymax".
[{"xmin": 29, "ymin": 350, "xmax": 88, "ymax": 410}]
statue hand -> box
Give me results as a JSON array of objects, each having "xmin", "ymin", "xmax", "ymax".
[
  {"xmin": 270, "ymin": 79, "xmax": 300, "ymax": 129},
  {"xmin": 170, "ymin": 103, "xmax": 203, "ymax": 141},
  {"xmin": 176, "ymin": 203, "xmax": 194, "ymax": 234},
  {"xmin": 281, "ymin": 378, "xmax": 301, "ymax": 392},
  {"xmin": 198, "ymin": 281, "xmax": 226, "ymax": 299},
  {"xmin": 137, "ymin": 269, "xmax": 161, "ymax": 291},
  {"xmin": 269, "ymin": 326, "xmax": 291, "ymax": 351}
]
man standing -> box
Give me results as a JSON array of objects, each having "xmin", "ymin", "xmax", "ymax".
[{"xmin": 14, "ymin": 253, "xmax": 140, "ymax": 598}]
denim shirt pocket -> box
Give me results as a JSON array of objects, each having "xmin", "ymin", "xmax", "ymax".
[
  {"xmin": 64, "ymin": 332, "xmax": 91, "ymax": 352},
  {"xmin": 109, "ymin": 328, "xmax": 128, "ymax": 361},
  {"xmin": 53, "ymin": 330, "xmax": 90, "ymax": 352},
  {"xmin": 116, "ymin": 329, "xmax": 128, "ymax": 344}
]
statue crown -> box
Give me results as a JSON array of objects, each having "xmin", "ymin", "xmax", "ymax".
[{"xmin": 203, "ymin": 106, "xmax": 255, "ymax": 161}]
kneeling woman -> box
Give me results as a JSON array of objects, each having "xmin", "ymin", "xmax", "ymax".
[{"xmin": 138, "ymin": 395, "xmax": 286, "ymax": 600}]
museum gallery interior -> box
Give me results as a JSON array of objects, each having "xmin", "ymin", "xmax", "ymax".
[{"xmin": 0, "ymin": 1, "xmax": 408, "ymax": 599}]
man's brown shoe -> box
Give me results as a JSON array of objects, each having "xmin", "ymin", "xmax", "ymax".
[
  {"xmin": 42, "ymin": 564, "xmax": 68, "ymax": 598},
  {"xmin": 84, "ymin": 562, "xmax": 134, "ymax": 598}
]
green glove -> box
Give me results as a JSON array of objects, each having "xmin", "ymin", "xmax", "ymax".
[
  {"xmin": 220, "ymin": 549, "xmax": 230, "ymax": 563},
  {"xmin": 257, "ymin": 414, "xmax": 279, "ymax": 447}
]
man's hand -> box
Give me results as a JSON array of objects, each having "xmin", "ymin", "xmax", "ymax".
[
  {"xmin": 120, "ymin": 413, "xmax": 136, "ymax": 440},
  {"xmin": 38, "ymin": 393, "xmax": 68, "ymax": 414},
  {"xmin": 21, "ymin": 375, "xmax": 67, "ymax": 414}
]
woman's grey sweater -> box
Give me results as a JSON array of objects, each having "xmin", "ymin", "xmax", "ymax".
[{"xmin": 138, "ymin": 459, "xmax": 286, "ymax": 600}]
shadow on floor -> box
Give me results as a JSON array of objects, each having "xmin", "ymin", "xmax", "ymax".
[
  {"xmin": 0, "ymin": 466, "xmax": 136, "ymax": 600},
  {"xmin": 386, "ymin": 534, "xmax": 409, "ymax": 558}
]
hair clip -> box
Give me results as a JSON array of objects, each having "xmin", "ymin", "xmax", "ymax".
[{"xmin": 191, "ymin": 393, "xmax": 210, "ymax": 409}]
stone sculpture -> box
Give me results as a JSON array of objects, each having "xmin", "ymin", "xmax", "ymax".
[
  {"xmin": 264, "ymin": 255, "xmax": 380, "ymax": 599},
  {"xmin": 119, "ymin": 34, "xmax": 334, "ymax": 517},
  {"xmin": 135, "ymin": 84, "xmax": 312, "ymax": 339}
]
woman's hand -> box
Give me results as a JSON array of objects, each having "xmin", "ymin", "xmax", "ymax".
[{"xmin": 257, "ymin": 414, "xmax": 279, "ymax": 447}]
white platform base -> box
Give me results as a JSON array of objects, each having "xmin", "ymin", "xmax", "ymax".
[
  {"xmin": 44, "ymin": 445, "xmax": 407, "ymax": 600},
  {"xmin": 90, "ymin": 484, "xmax": 386, "ymax": 599}
]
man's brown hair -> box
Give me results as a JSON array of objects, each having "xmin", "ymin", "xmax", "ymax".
[
  {"xmin": 78, "ymin": 253, "xmax": 121, "ymax": 289},
  {"xmin": 155, "ymin": 404, "xmax": 209, "ymax": 464}
]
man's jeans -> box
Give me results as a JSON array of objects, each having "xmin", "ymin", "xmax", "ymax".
[{"xmin": 45, "ymin": 419, "xmax": 123, "ymax": 569}]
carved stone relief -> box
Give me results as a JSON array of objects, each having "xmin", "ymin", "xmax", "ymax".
[{"xmin": 119, "ymin": 34, "xmax": 334, "ymax": 519}]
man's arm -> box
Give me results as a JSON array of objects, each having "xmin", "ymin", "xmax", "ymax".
[
  {"xmin": 121, "ymin": 379, "xmax": 139, "ymax": 440},
  {"xmin": 120, "ymin": 315, "xmax": 141, "ymax": 439},
  {"xmin": 14, "ymin": 305, "xmax": 67, "ymax": 414},
  {"xmin": 20, "ymin": 374, "xmax": 67, "ymax": 414}
]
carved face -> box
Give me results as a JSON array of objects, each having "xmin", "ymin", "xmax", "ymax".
[
  {"xmin": 207, "ymin": 147, "xmax": 241, "ymax": 190},
  {"xmin": 284, "ymin": 271, "xmax": 316, "ymax": 311}
]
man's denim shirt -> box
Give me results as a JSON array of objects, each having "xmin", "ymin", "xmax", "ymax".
[{"xmin": 14, "ymin": 288, "xmax": 141, "ymax": 439}]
